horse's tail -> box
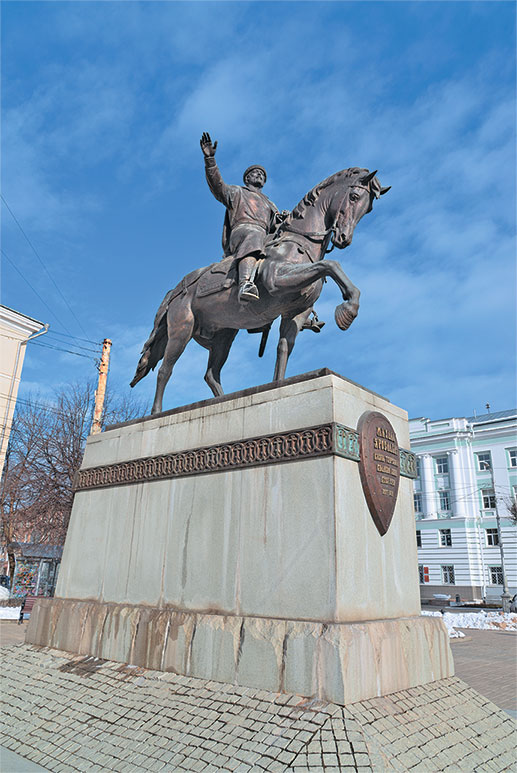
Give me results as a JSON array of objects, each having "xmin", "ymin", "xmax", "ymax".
[
  {"xmin": 130, "ymin": 290, "xmax": 173, "ymax": 387},
  {"xmin": 130, "ymin": 267, "xmax": 206, "ymax": 388}
]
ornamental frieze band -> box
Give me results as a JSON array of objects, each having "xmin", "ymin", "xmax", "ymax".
[{"xmin": 74, "ymin": 423, "xmax": 416, "ymax": 492}]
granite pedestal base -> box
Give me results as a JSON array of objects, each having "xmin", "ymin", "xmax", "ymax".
[
  {"xmin": 28, "ymin": 598, "xmax": 451, "ymax": 706},
  {"xmin": 27, "ymin": 369, "xmax": 453, "ymax": 703}
]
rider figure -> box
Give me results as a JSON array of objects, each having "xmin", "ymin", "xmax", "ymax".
[{"xmin": 200, "ymin": 132, "xmax": 286, "ymax": 303}]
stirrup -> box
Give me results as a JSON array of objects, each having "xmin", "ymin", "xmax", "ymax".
[
  {"xmin": 238, "ymin": 280, "xmax": 259, "ymax": 302},
  {"xmin": 302, "ymin": 314, "xmax": 326, "ymax": 333}
]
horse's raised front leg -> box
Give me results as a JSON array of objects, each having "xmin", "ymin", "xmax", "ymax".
[
  {"xmin": 263, "ymin": 259, "xmax": 360, "ymax": 331},
  {"xmin": 204, "ymin": 328, "xmax": 238, "ymax": 397},
  {"xmin": 273, "ymin": 310, "xmax": 312, "ymax": 382},
  {"xmin": 152, "ymin": 296, "xmax": 195, "ymax": 414},
  {"xmin": 266, "ymin": 259, "xmax": 359, "ymax": 303}
]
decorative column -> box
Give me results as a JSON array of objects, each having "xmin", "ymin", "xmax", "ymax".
[
  {"xmin": 421, "ymin": 453, "xmax": 436, "ymax": 518},
  {"xmin": 448, "ymin": 449, "xmax": 466, "ymax": 518}
]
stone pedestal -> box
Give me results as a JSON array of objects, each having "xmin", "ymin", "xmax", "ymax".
[{"xmin": 27, "ymin": 369, "xmax": 453, "ymax": 704}]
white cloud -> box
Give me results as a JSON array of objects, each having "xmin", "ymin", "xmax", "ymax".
[{"xmin": 3, "ymin": 3, "xmax": 515, "ymax": 420}]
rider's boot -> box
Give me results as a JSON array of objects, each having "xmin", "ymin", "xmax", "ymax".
[
  {"xmin": 238, "ymin": 256, "xmax": 260, "ymax": 303},
  {"xmin": 301, "ymin": 309, "xmax": 326, "ymax": 333}
]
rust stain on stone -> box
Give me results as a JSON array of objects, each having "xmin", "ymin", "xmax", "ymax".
[
  {"xmin": 115, "ymin": 663, "xmax": 146, "ymax": 680},
  {"xmin": 58, "ymin": 655, "xmax": 107, "ymax": 676}
]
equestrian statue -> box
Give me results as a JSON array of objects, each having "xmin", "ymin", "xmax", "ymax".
[{"xmin": 131, "ymin": 133, "xmax": 390, "ymax": 414}]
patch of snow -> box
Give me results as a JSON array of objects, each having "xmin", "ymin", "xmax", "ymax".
[
  {"xmin": 0, "ymin": 606, "xmax": 21, "ymax": 620},
  {"xmin": 422, "ymin": 610, "xmax": 517, "ymax": 637}
]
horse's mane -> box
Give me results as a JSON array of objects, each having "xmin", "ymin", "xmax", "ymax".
[{"xmin": 287, "ymin": 167, "xmax": 381, "ymax": 223}]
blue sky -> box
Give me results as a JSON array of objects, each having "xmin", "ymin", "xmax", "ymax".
[{"xmin": 1, "ymin": 1, "xmax": 515, "ymax": 421}]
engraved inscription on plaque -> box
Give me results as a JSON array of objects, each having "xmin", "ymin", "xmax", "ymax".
[{"xmin": 357, "ymin": 411, "xmax": 400, "ymax": 536}]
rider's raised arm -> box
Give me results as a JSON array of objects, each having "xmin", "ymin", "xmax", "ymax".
[
  {"xmin": 200, "ymin": 132, "xmax": 234, "ymax": 208},
  {"xmin": 204, "ymin": 156, "xmax": 234, "ymax": 208}
]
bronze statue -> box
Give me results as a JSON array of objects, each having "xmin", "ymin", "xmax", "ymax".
[
  {"xmin": 201, "ymin": 132, "xmax": 285, "ymax": 303},
  {"xmin": 131, "ymin": 136, "xmax": 389, "ymax": 414}
]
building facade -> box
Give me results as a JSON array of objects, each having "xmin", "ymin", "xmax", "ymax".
[
  {"xmin": 0, "ymin": 305, "xmax": 47, "ymax": 480},
  {"xmin": 410, "ymin": 409, "xmax": 517, "ymax": 602}
]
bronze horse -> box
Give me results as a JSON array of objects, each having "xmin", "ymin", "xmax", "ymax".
[{"xmin": 131, "ymin": 167, "xmax": 389, "ymax": 414}]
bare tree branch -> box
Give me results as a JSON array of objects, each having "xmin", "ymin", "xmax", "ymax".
[{"xmin": 1, "ymin": 383, "xmax": 147, "ymax": 582}]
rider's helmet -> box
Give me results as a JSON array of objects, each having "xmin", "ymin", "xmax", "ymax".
[{"xmin": 243, "ymin": 165, "xmax": 267, "ymax": 185}]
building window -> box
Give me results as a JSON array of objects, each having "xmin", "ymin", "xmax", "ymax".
[
  {"xmin": 439, "ymin": 491, "xmax": 451, "ymax": 512},
  {"xmin": 441, "ymin": 565, "xmax": 455, "ymax": 584},
  {"xmin": 416, "ymin": 458, "xmax": 421, "ymax": 478},
  {"xmin": 489, "ymin": 566, "xmax": 503, "ymax": 585},
  {"xmin": 486, "ymin": 528, "xmax": 499, "ymax": 546},
  {"xmin": 435, "ymin": 456, "xmax": 448, "ymax": 474},
  {"xmin": 414, "ymin": 493, "xmax": 422, "ymax": 513},
  {"xmin": 416, "ymin": 530, "xmax": 421, "ymax": 547},
  {"xmin": 476, "ymin": 451, "xmax": 492, "ymax": 471},
  {"xmin": 482, "ymin": 489, "xmax": 496, "ymax": 510},
  {"xmin": 419, "ymin": 565, "xmax": 429, "ymax": 584},
  {"xmin": 508, "ymin": 448, "xmax": 517, "ymax": 468},
  {"xmin": 439, "ymin": 529, "xmax": 452, "ymax": 546}
]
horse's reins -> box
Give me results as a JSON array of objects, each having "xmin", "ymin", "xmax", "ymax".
[
  {"xmin": 276, "ymin": 189, "xmax": 348, "ymax": 262},
  {"xmin": 271, "ymin": 181, "xmax": 373, "ymax": 262},
  {"xmin": 273, "ymin": 179, "xmax": 371, "ymax": 263}
]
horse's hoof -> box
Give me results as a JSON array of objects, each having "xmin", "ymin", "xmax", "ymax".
[{"xmin": 335, "ymin": 303, "xmax": 357, "ymax": 331}]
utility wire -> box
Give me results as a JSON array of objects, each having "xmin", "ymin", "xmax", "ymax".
[
  {"xmin": 29, "ymin": 340, "xmax": 99, "ymax": 362},
  {"xmin": 46, "ymin": 334, "xmax": 101, "ymax": 355},
  {"xmin": 0, "ymin": 392, "xmax": 93, "ymax": 421},
  {"xmin": 1, "ymin": 251, "xmax": 102, "ymax": 351},
  {"xmin": 1, "ymin": 251, "xmax": 101, "ymax": 346},
  {"xmin": 1, "ymin": 194, "xmax": 89, "ymax": 337},
  {"xmin": 45, "ymin": 329, "xmax": 102, "ymax": 347},
  {"xmin": 1, "ymin": 397, "xmax": 63, "ymax": 419},
  {"xmin": 415, "ymin": 484, "xmax": 513, "ymax": 508},
  {"xmin": 1, "ymin": 248, "xmax": 73, "ymax": 335}
]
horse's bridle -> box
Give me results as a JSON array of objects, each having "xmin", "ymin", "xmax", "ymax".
[{"xmin": 275, "ymin": 183, "xmax": 373, "ymax": 259}]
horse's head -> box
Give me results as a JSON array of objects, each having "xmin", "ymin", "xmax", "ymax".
[{"xmin": 329, "ymin": 168, "xmax": 390, "ymax": 249}]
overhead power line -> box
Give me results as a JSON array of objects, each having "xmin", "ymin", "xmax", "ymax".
[
  {"xmin": 46, "ymin": 334, "xmax": 101, "ymax": 355},
  {"xmin": 0, "ymin": 400, "xmax": 96, "ymax": 435},
  {"xmin": 29, "ymin": 340, "xmax": 99, "ymax": 362},
  {"xmin": 1, "ymin": 193, "xmax": 89, "ymax": 337},
  {"xmin": 1, "ymin": 248, "xmax": 74, "ymax": 335},
  {"xmin": 45, "ymin": 329, "xmax": 102, "ymax": 347},
  {"xmin": 0, "ymin": 395, "xmax": 64, "ymax": 419},
  {"xmin": 1, "ymin": 250, "xmax": 103, "ymax": 347}
]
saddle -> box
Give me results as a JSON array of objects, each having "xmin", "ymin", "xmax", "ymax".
[{"xmin": 196, "ymin": 256, "xmax": 238, "ymax": 298}]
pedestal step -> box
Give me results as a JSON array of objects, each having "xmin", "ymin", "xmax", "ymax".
[{"xmin": 27, "ymin": 598, "xmax": 453, "ymax": 705}]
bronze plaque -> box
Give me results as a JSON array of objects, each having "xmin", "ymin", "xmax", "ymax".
[{"xmin": 357, "ymin": 411, "xmax": 400, "ymax": 536}]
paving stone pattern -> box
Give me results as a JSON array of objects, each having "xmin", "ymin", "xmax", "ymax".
[
  {"xmin": 0, "ymin": 644, "xmax": 515, "ymax": 772},
  {"xmin": 450, "ymin": 629, "xmax": 517, "ymax": 714}
]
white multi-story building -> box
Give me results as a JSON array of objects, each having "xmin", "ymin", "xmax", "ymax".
[{"xmin": 410, "ymin": 409, "xmax": 517, "ymax": 602}]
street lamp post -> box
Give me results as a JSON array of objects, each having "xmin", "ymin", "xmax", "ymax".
[{"xmin": 480, "ymin": 460, "xmax": 512, "ymax": 612}]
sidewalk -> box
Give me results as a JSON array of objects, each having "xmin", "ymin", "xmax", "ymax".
[
  {"xmin": 450, "ymin": 628, "xmax": 517, "ymax": 716},
  {"xmin": 0, "ymin": 621, "xmax": 25, "ymax": 647},
  {"xmin": 0, "ymin": 622, "xmax": 515, "ymax": 771},
  {"xmin": 1, "ymin": 644, "xmax": 515, "ymax": 772},
  {"xmin": 0, "ymin": 745, "xmax": 48, "ymax": 771}
]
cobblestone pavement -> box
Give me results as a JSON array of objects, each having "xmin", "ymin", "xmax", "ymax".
[
  {"xmin": 0, "ymin": 644, "xmax": 515, "ymax": 772},
  {"xmin": 451, "ymin": 629, "xmax": 517, "ymax": 714}
]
